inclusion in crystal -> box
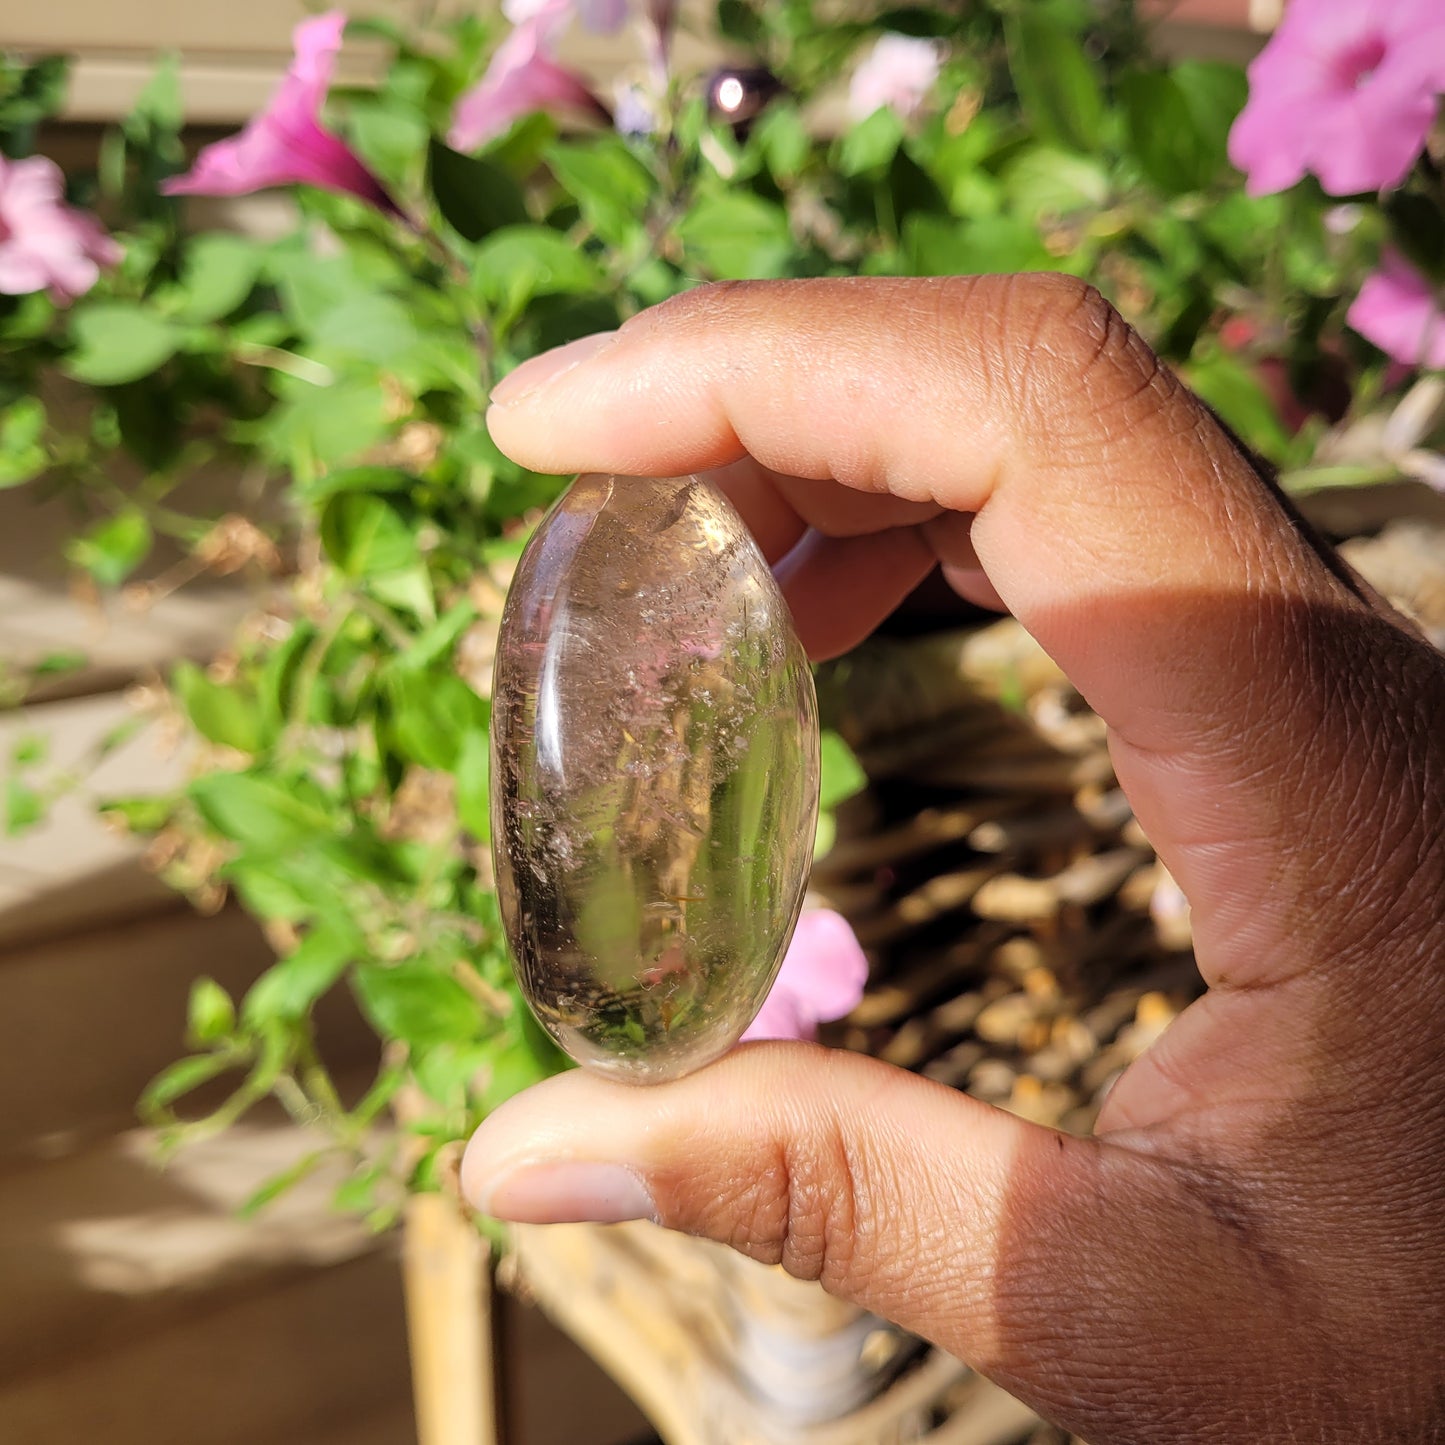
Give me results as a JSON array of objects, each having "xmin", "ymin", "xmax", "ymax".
[{"xmin": 490, "ymin": 473, "xmax": 820, "ymax": 1083}]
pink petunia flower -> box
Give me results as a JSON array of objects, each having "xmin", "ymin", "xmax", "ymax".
[
  {"xmin": 847, "ymin": 34, "xmax": 942, "ymax": 124},
  {"xmin": 450, "ymin": 0, "xmax": 610, "ymax": 152},
  {"xmin": 162, "ymin": 11, "xmax": 396, "ymax": 212},
  {"xmin": 1347, "ymin": 248, "xmax": 1445, "ymax": 371},
  {"xmin": 0, "ymin": 154, "xmax": 122, "ymax": 305},
  {"xmin": 1228, "ymin": 0, "xmax": 1445, "ymax": 197},
  {"xmin": 741, "ymin": 909, "xmax": 869, "ymax": 1044}
]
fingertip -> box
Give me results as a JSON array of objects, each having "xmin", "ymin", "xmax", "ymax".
[
  {"xmin": 489, "ymin": 330, "xmax": 620, "ymax": 408},
  {"xmin": 461, "ymin": 1068, "xmax": 595, "ymax": 1210}
]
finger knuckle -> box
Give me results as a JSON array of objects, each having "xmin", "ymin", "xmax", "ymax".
[
  {"xmin": 990, "ymin": 274, "xmax": 1184, "ymax": 441},
  {"xmin": 695, "ymin": 1108, "xmax": 864, "ymax": 1288},
  {"xmin": 627, "ymin": 279, "xmax": 778, "ymax": 339}
]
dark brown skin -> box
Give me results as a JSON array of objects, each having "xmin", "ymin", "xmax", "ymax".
[{"xmin": 465, "ymin": 276, "xmax": 1445, "ymax": 1443}]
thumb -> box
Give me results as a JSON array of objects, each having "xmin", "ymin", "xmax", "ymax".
[{"xmin": 462, "ymin": 1045, "xmax": 1282, "ymax": 1437}]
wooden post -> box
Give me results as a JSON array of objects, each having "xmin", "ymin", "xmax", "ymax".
[{"xmin": 402, "ymin": 1192, "xmax": 497, "ymax": 1445}]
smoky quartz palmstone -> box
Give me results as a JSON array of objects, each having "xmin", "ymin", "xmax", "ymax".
[{"xmin": 490, "ymin": 473, "xmax": 820, "ymax": 1083}]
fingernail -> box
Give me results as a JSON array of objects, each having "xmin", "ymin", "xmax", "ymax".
[
  {"xmin": 474, "ymin": 1160, "xmax": 657, "ymax": 1225},
  {"xmin": 490, "ymin": 331, "xmax": 618, "ymax": 406}
]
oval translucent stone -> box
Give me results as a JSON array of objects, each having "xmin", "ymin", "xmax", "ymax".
[{"xmin": 490, "ymin": 473, "xmax": 820, "ymax": 1083}]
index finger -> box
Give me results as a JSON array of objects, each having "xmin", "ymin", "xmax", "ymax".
[
  {"xmin": 486, "ymin": 274, "xmax": 1434, "ymax": 1003},
  {"xmin": 486, "ymin": 274, "xmax": 1360, "ymax": 732}
]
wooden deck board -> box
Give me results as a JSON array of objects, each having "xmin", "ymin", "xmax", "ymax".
[
  {"xmin": 0, "ymin": 1118, "xmax": 380, "ymax": 1379},
  {"xmin": 0, "ymin": 1251, "xmax": 411, "ymax": 1445}
]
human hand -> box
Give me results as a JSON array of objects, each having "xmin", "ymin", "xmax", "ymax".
[{"xmin": 465, "ymin": 277, "xmax": 1445, "ymax": 1443}]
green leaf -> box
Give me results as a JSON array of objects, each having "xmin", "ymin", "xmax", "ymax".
[
  {"xmin": 226, "ymin": 859, "xmax": 316, "ymax": 921},
  {"xmin": 480, "ymin": 111, "xmax": 559, "ymax": 179},
  {"xmin": 819, "ymin": 730, "xmax": 867, "ymax": 811},
  {"xmin": 473, "ymin": 225, "xmax": 600, "ymax": 315},
  {"xmin": 455, "ymin": 729, "xmax": 491, "ymax": 842},
  {"xmin": 171, "ymin": 661, "xmax": 264, "ymax": 754},
  {"xmin": 268, "ymin": 248, "xmax": 370, "ymax": 335},
  {"xmin": 812, "ymin": 809, "xmax": 836, "ymax": 861},
  {"xmin": 130, "ymin": 51, "xmax": 183, "ymax": 136},
  {"xmin": 414, "ymin": 1040, "xmax": 493, "ymax": 1107},
  {"xmin": 65, "ymin": 303, "xmax": 182, "ymax": 385},
  {"xmin": 299, "ymin": 466, "xmax": 414, "ymax": 503},
  {"xmin": 239, "ymin": 1151, "xmax": 327, "ymax": 1218},
  {"xmin": 98, "ymin": 716, "xmax": 144, "ymax": 758},
  {"xmin": 1172, "ymin": 61, "xmax": 1248, "ymax": 182},
  {"xmin": 675, "ymin": 192, "xmax": 793, "ymax": 280},
  {"xmin": 243, "ymin": 925, "xmax": 357, "ymax": 1025},
  {"xmin": 1184, "ymin": 351, "xmax": 1293, "ymax": 463},
  {"xmin": 512, "ymin": 293, "xmax": 620, "ymax": 356},
  {"xmin": 260, "ymin": 378, "xmax": 391, "ymax": 470},
  {"xmin": 66, "ymin": 508, "xmax": 152, "ymax": 587},
  {"xmin": 177, "ymin": 233, "xmax": 263, "ymax": 323},
  {"xmin": 100, "ymin": 794, "xmax": 176, "ymax": 834},
  {"xmin": 716, "ymin": 0, "xmax": 762, "ymax": 45},
  {"xmin": 309, "ymin": 294, "xmax": 419, "ymax": 365},
  {"xmin": 753, "ymin": 104, "xmax": 811, "ymax": 184},
  {"xmin": 384, "ymin": 669, "xmax": 489, "ymax": 772},
  {"xmin": 189, "ymin": 772, "xmax": 332, "ymax": 853},
  {"xmin": 1118, "ymin": 70, "xmax": 1213, "ymax": 196},
  {"xmin": 1, "ymin": 396, "xmax": 45, "ymax": 452},
  {"xmin": 397, "ymin": 599, "xmax": 479, "ymax": 673},
  {"xmin": 348, "ymin": 97, "xmax": 429, "ymax": 185},
  {"xmin": 10, "ymin": 733, "xmax": 46, "ymax": 767},
  {"xmin": 5, "ymin": 777, "xmax": 43, "ymax": 836},
  {"xmin": 332, "ymin": 1160, "xmax": 389, "ymax": 1217},
  {"xmin": 0, "ymin": 396, "xmax": 47, "ymax": 488},
  {"xmin": 479, "ymin": 1009, "xmax": 568, "ymax": 1111},
  {"xmin": 369, "ymin": 562, "xmax": 436, "ymax": 623},
  {"xmin": 0, "ymin": 54, "xmax": 71, "ymax": 133},
  {"xmin": 139, "ymin": 1052, "xmax": 237, "ymax": 1118},
  {"xmin": 427, "ymin": 138, "xmax": 528, "ymax": 242},
  {"xmin": 875, "ymin": 6, "xmax": 953, "ymax": 36},
  {"xmin": 320, "ymin": 491, "xmax": 419, "ymax": 577},
  {"xmin": 837, "ymin": 105, "xmax": 905, "ymax": 176},
  {"xmin": 32, "ymin": 649, "xmax": 87, "ymax": 680},
  {"xmin": 187, "ymin": 977, "xmax": 236, "ymax": 1045},
  {"xmin": 353, "ymin": 962, "xmax": 484, "ymax": 1049},
  {"xmin": 902, "ymin": 213, "xmax": 1052, "ymax": 276},
  {"xmin": 1002, "ymin": 146, "xmax": 1109, "ymax": 219},
  {"xmin": 1005, "ymin": 14, "xmax": 1105, "ymax": 154},
  {"xmin": 546, "ymin": 137, "xmax": 654, "ymax": 248}
]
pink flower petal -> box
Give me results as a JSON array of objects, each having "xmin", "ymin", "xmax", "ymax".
[
  {"xmin": 847, "ymin": 34, "xmax": 941, "ymax": 124},
  {"xmin": 0, "ymin": 249, "xmax": 53, "ymax": 296},
  {"xmin": 289, "ymin": 10, "xmax": 347, "ymax": 99},
  {"xmin": 162, "ymin": 9, "xmax": 395, "ymax": 212},
  {"xmin": 743, "ymin": 989, "xmax": 809, "ymax": 1044},
  {"xmin": 0, "ymin": 153, "xmax": 121, "ymax": 304},
  {"xmin": 1347, "ymin": 249, "xmax": 1445, "ymax": 371},
  {"xmin": 449, "ymin": 11, "xmax": 607, "ymax": 151},
  {"xmin": 1228, "ymin": 0, "xmax": 1445, "ymax": 197},
  {"xmin": 741, "ymin": 909, "xmax": 869, "ymax": 1044}
]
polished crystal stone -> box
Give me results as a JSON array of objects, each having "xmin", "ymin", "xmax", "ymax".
[{"xmin": 490, "ymin": 473, "xmax": 820, "ymax": 1083}]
